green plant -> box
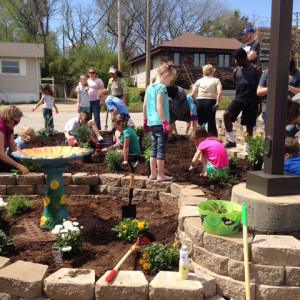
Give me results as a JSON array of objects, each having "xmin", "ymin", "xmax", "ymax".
[
  {"xmin": 6, "ymin": 194, "xmax": 30, "ymax": 217},
  {"xmin": 22, "ymin": 160, "xmax": 41, "ymax": 172},
  {"xmin": 104, "ymin": 150, "xmax": 123, "ymax": 170},
  {"xmin": 37, "ymin": 115, "xmax": 56, "ymax": 137},
  {"xmin": 247, "ymin": 133, "xmax": 264, "ymax": 164},
  {"xmin": 141, "ymin": 132, "xmax": 151, "ymax": 149},
  {"xmin": 74, "ymin": 125, "xmax": 91, "ymax": 148},
  {"xmin": 51, "ymin": 221, "xmax": 83, "ymax": 254},
  {"xmin": 0, "ymin": 198, "xmax": 7, "ymax": 224},
  {"xmin": 207, "ymin": 172, "xmax": 238, "ymax": 187},
  {"xmin": 205, "ymin": 201, "xmax": 228, "ymax": 213},
  {"xmin": 0, "ymin": 230, "xmax": 14, "ymax": 255},
  {"xmin": 133, "ymin": 125, "xmax": 143, "ymax": 139},
  {"xmin": 143, "ymin": 146, "xmax": 151, "ymax": 164},
  {"xmin": 140, "ymin": 242, "xmax": 179, "ymax": 272},
  {"xmin": 229, "ymin": 156, "xmax": 238, "ymax": 169},
  {"xmin": 112, "ymin": 218, "xmax": 149, "ymax": 242}
]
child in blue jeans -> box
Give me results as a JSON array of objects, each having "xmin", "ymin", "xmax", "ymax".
[
  {"xmin": 143, "ymin": 62, "xmax": 177, "ymax": 182},
  {"xmin": 284, "ymin": 137, "xmax": 300, "ymax": 175}
]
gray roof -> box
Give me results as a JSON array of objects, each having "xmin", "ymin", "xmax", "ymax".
[{"xmin": 0, "ymin": 42, "xmax": 44, "ymax": 58}]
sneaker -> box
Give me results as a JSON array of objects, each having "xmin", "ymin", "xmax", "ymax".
[
  {"xmin": 224, "ymin": 141, "xmax": 236, "ymax": 148},
  {"xmin": 157, "ymin": 175, "xmax": 174, "ymax": 182}
]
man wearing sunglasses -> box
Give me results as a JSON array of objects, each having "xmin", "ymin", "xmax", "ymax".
[{"xmin": 87, "ymin": 67, "xmax": 104, "ymax": 130}]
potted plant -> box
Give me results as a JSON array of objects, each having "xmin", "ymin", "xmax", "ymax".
[
  {"xmin": 198, "ymin": 200, "xmax": 242, "ymax": 236},
  {"xmin": 247, "ymin": 133, "xmax": 264, "ymax": 170}
]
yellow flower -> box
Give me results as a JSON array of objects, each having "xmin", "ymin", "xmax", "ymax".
[
  {"xmin": 142, "ymin": 252, "xmax": 147, "ymax": 259},
  {"xmin": 40, "ymin": 215, "xmax": 47, "ymax": 226},
  {"xmin": 172, "ymin": 242, "xmax": 178, "ymax": 248},
  {"xmin": 139, "ymin": 259, "xmax": 145, "ymax": 265},
  {"xmin": 122, "ymin": 225, "xmax": 127, "ymax": 229},
  {"xmin": 44, "ymin": 197, "xmax": 50, "ymax": 206},
  {"xmin": 143, "ymin": 262, "xmax": 150, "ymax": 270},
  {"xmin": 60, "ymin": 194, "xmax": 66, "ymax": 205},
  {"xmin": 257, "ymin": 133, "xmax": 261, "ymax": 137},
  {"xmin": 133, "ymin": 219, "xmax": 139, "ymax": 223},
  {"xmin": 244, "ymin": 132, "xmax": 249, "ymax": 137},
  {"xmin": 50, "ymin": 180, "xmax": 60, "ymax": 190},
  {"xmin": 137, "ymin": 222, "xmax": 144, "ymax": 230}
]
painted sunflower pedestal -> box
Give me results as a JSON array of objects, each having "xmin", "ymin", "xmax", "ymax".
[{"xmin": 12, "ymin": 146, "xmax": 93, "ymax": 230}]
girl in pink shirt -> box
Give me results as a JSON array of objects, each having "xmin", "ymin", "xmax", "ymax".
[{"xmin": 190, "ymin": 127, "xmax": 228, "ymax": 176}]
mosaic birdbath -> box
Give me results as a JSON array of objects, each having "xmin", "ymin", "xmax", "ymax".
[{"xmin": 12, "ymin": 146, "xmax": 93, "ymax": 230}]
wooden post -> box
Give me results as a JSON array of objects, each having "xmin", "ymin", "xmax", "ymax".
[
  {"xmin": 145, "ymin": 0, "xmax": 151, "ymax": 88},
  {"xmin": 118, "ymin": 0, "xmax": 122, "ymax": 71}
]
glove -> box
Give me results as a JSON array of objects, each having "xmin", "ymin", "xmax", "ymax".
[
  {"xmin": 17, "ymin": 164, "xmax": 29, "ymax": 174},
  {"xmin": 68, "ymin": 138, "xmax": 75, "ymax": 146},
  {"xmin": 98, "ymin": 136, "xmax": 104, "ymax": 142},
  {"xmin": 142, "ymin": 119, "xmax": 150, "ymax": 131},
  {"xmin": 32, "ymin": 108, "xmax": 35, "ymax": 112},
  {"xmin": 55, "ymin": 109, "xmax": 59, "ymax": 114},
  {"xmin": 212, "ymin": 103, "xmax": 219, "ymax": 111},
  {"xmin": 161, "ymin": 120, "xmax": 170, "ymax": 134}
]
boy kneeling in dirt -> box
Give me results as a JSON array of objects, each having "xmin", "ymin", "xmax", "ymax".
[{"xmin": 284, "ymin": 137, "xmax": 300, "ymax": 175}]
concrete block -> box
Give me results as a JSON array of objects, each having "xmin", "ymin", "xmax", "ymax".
[
  {"xmin": 256, "ymin": 284, "xmax": 300, "ymax": 300},
  {"xmin": 64, "ymin": 185, "xmax": 90, "ymax": 195},
  {"xmin": 226, "ymin": 149, "xmax": 239, "ymax": 157},
  {"xmin": 203, "ymin": 231, "xmax": 253, "ymax": 261},
  {"xmin": 95, "ymin": 271, "xmax": 148, "ymax": 300},
  {"xmin": 0, "ymin": 257, "xmax": 10, "ymax": 269},
  {"xmin": 194, "ymin": 267, "xmax": 217, "ymax": 298},
  {"xmin": 0, "ymin": 185, "xmax": 6, "ymax": 195},
  {"xmin": 16, "ymin": 173, "xmax": 44, "ymax": 185},
  {"xmin": 62, "ymin": 173, "xmax": 72, "ymax": 185},
  {"xmin": 36, "ymin": 185, "xmax": 46, "ymax": 195},
  {"xmin": 0, "ymin": 260, "xmax": 48, "ymax": 298},
  {"xmin": 121, "ymin": 175, "xmax": 146, "ymax": 189},
  {"xmin": 179, "ymin": 187, "xmax": 205, "ymax": 198},
  {"xmin": 107, "ymin": 186, "xmax": 129, "ymax": 197},
  {"xmin": 178, "ymin": 206, "xmax": 199, "ymax": 230},
  {"xmin": 178, "ymin": 196, "xmax": 207, "ymax": 208},
  {"xmin": 72, "ymin": 173, "xmax": 99, "ymax": 185},
  {"xmin": 252, "ymin": 235, "xmax": 300, "ymax": 267},
  {"xmin": 237, "ymin": 151, "xmax": 248, "ymax": 159},
  {"xmin": 159, "ymin": 192, "xmax": 178, "ymax": 204},
  {"xmin": 285, "ymin": 266, "xmax": 300, "ymax": 286},
  {"xmin": 0, "ymin": 292, "xmax": 18, "ymax": 300},
  {"xmin": 99, "ymin": 173, "xmax": 124, "ymax": 187},
  {"xmin": 0, "ymin": 174, "xmax": 16, "ymax": 185},
  {"xmin": 183, "ymin": 217, "xmax": 204, "ymax": 247},
  {"xmin": 6, "ymin": 185, "xmax": 35, "ymax": 195},
  {"xmin": 177, "ymin": 229, "xmax": 194, "ymax": 256},
  {"xmin": 206, "ymin": 296, "xmax": 225, "ymax": 300},
  {"xmin": 171, "ymin": 184, "xmax": 198, "ymax": 197},
  {"xmin": 193, "ymin": 246, "xmax": 228, "ymax": 276},
  {"xmin": 133, "ymin": 189, "xmax": 159, "ymax": 201},
  {"xmin": 149, "ymin": 271, "xmax": 204, "ymax": 300},
  {"xmin": 44, "ymin": 268, "xmax": 95, "ymax": 300},
  {"xmin": 146, "ymin": 179, "xmax": 171, "ymax": 193}
]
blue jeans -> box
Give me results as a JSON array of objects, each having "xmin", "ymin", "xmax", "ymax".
[
  {"xmin": 150, "ymin": 125, "xmax": 168, "ymax": 160},
  {"xmin": 90, "ymin": 100, "xmax": 101, "ymax": 130},
  {"xmin": 43, "ymin": 108, "xmax": 53, "ymax": 129}
]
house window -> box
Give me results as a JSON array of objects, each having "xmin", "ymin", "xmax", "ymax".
[
  {"xmin": 218, "ymin": 54, "xmax": 230, "ymax": 68},
  {"xmin": 1, "ymin": 60, "xmax": 20, "ymax": 74},
  {"xmin": 261, "ymin": 49, "xmax": 269, "ymax": 55},
  {"xmin": 194, "ymin": 54, "xmax": 205, "ymax": 67},
  {"xmin": 174, "ymin": 53, "xmax": 180, "ymax": 66},
  {"xmin": 262, "ymin": 38, "xmax": 270, "ymax": 43}
]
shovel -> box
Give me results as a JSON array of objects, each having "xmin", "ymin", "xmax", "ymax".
[
  {"xmin": 122, "ymin": 160, "xmax": 139, "ymax": 219},
  {"xmin": 105, "ymin": 109, "xmax": 109, "ymax": 130}
]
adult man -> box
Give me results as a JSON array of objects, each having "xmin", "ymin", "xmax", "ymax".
[
  {"xmin": 241, "ymin": 27, "xmax": 260, "ymax": 65},
  {"xmin": 223, "ymin": 48, "xmax": 262, "ymax": 148}
]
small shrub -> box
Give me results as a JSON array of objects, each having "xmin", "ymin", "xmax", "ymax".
[
  {"xmin": 112, "ymin": 218, "xmax": 149, "ymax": 242},
  {"xmin": 229, "ymin": 156, "xmax": 238, "ymax": 169},
  {"xmin": 37, "ymin": 115, "xmax": 56, "ymax": 137},
  {"xmin": 74, "ymin": 125, "xmax": 91, "ymax": 148},
  {"xmin": 207, "ymin": 172, "xmax": 238, "ymax": 187},
  {"xmin": 51, "ymin": 221, "xmax": 83, "ymax": 254},
  {"xmin": 143, "ymin": 146, "xmax": 151, "ymax": 164},
  {"xmin": 140, "ymin": 242, "xmax": 179, "ymax": 272},
  {"xmin": 6, "ymin": 194, "xmax": 30, "ymax": 217},
  {"xmin": 104, "ymin": 150, "xmax": 123, "ymax": 170},
  {"xmin": 0, "ymin": 230, "xmax": 14, "ymax": 255},
  {"xmin": 133, "ymin": 125, "xmax": 143, "ymax": 139},
  {"xmin": 22, "ymin": 160, "xmax": 41, "ymax": 172},
  {"xmin": 127, "ymin": 93, "xmax": 141, "ymax": 104},
  {"xmin": 141, "ymin": 132, "xmax": 151, "ymax": 149}
]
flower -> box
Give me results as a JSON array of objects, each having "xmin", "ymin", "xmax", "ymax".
[
  {"xmin": 61, "ymin": 246, "xmax": 72, "ymax": 252},
  {"xmin": 72, "ymin": 221, "xmax": 79, "ymax": 226},
  {"xmin": 139, "ymin": 259, "xmax": 145, "ymax": 265},
  {"xmin": 51, "ymin": 228, "xmax": 60, "ymax": 235},
  {"xmin": 0, "ymin": 198, "xmax": 7, "ymax": 207},
  {"xmin": 142, "ymin": 262, "xmax": 150, "ymax": 270},
  {"xmin": 50, "ymin": 179, "xmax": 60, "ymax": 190},
  {"xmin": 137, "ymin": 222, "xmax": 144, "ymax": 230},
  {"xmin": 122, "ymin": 225, "xmax": 127, "ymax": 230},
  {"xmin": 63, "ymin": 220, "xmax": 73, "ymax": 229}
]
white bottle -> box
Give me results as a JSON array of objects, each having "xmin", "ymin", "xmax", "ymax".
[{"xmin": 179, "ymin": 244, "xmax": 189, "ymax": 279}]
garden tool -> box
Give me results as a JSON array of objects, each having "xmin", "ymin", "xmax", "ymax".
[
  {"xmin": 105, "ymin": 236, "xmax": 150, "ymax": 282},
  {"xmin": 242, "ymin": 202, "xmax": 251, "ymax": 300},
  {"xmin": 105, "ymin": 108, "xmax": 109, "ymax": 130},
  {"xmin": 122, "ymin": 160, "xmax": 139, "ymax": 219}
]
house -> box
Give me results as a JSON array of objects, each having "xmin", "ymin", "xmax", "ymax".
[
  {"xmin": 130, "ymin": 32, "xmax": 242, "ymax": 89},
  {"xmin": 0, "ymin": 42, "xmax": 44, "ymax": 103}
]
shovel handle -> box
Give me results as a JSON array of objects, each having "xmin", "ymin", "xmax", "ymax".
[{"xmin": 129, "ymin": 173, "xmax": 135, "ymax": 189}]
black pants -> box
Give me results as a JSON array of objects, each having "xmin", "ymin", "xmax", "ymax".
[{"xmin": 195, "ymin": 98, "xmax": 218, "ymax": 137}]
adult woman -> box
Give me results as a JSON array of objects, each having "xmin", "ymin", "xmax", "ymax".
[
  {"xmin": 104, "ymin": 115, "xmax": 140, "ymax": 164},
  {"xmin": 107, "ymin": 66, "xmax": 128, "ymax": 104},
  {"xmin": 192, "ymin": 64, "xmax": 222, "ymax": 137},
  {"xmin": 87, "ymin": 67, "xmax": 104, "ymax": 130},
  {"xmin": 0, "ymin": 106, "xmax": 29, "ymax": 173}
]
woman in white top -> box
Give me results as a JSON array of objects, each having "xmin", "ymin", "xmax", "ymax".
[{"xmin": 192, "ymin": 64, "xmax": 222, "ymax": 137}]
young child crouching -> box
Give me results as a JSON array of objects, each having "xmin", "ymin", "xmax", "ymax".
[
  {"xmin": 284, "ymin": 137, "xmax": 300, "ymax": 175},
  {"xmin": 190, "ymin": 126, "xmax": 229, "ymax": 176},
  {"xmin": 15, "ymin": 126, "xmax": 36, "ymax": 149}
]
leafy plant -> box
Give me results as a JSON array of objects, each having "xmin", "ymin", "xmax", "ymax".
[
  {"xmin": 51, "ymin": 221, "xmax": 83, "ymax": 254},
  {"xmin": 205, "ymin": 201, "xmax": 228, "ymax": 214},
  {"xmin": 6, "ymin": 194, "xmax": 30, "ymax": 217},
  {"xmin": 112, "ymin": 218, "xmax": 149, "ymax": 242},
  {"xmin": 74, "ymin": 125, "xmax": 91, "ymax": 148},
  {"xmin": 141, "ymin": 132, "xmax": 151, "ymax": 149},
  {"xmin": 229, "ymin": 156, "xmax": 238, "ymax": 169},
  {"xmin": 207, "ymin": 172, "xmax": 238, "ymax": 187},
  {"xmin": 247, "ymin": 134, "xmax": 264, "ymax": 164},
  {"xmin": 0, "ymin": 230, "xmax": 14, "ymax": 255},
  {"xmin": 22, "ymin": 160, "xmax": 41, "ymax": 172},
  {"xmin": 140, "ymin": 242, "xmax": 179, "ymax": 272},
  {"xmin": 37, "ymin": 115, "xmax": 56, "ymax": 138},
  {"xmin": 143, "ymin": 146, "xmax": 151, "ymax": 164},
  {"xmin": 104, "ymin": 150, "xmax": 123, "ymax": 170}
]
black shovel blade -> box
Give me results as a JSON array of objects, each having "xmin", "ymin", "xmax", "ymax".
[{"xmin": 122, "ymin": 204, "xmax": 136, "ymax": 219}]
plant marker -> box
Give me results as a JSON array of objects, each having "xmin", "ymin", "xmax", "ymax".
[{"xmin": 242, "ymin": 202, "xmax": 250, "ymax": 300}]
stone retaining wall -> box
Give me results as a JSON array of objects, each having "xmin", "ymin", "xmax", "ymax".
[{"xmin": 0, "ymin": 174, "xmax": 299, "ymax": 299}]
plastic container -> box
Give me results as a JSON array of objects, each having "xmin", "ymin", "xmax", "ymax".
[
  {"xmin": 198, "ymin": 200, "xmax": 242, "ymax": 236},
  {"xmin": 179, "ymin": 244, "xmax": 189, "ymax": 279}
]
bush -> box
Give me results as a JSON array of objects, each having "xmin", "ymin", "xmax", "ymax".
[
  {"xmin": 104, "ymin": 150, "xmax": 123, "ymax": 170},
  {"xmin": 112, "ymin": 218, "xmax": 149, "ymax": 242},
  {"xmin": 140, "ymin": 242, "xmax": 179, "ymax": 272},
  {"xmin": 6, "ymin": 194, "xmax": 30, "ymax": 217},
  {"xmin": 207, "ymin": 172, "xmax": 238, "ymax": 187},
  {"xmin": 143, "ymin": 146, "xmax": 151, "ymax": 164},
  {"xmin": 229, "ymin": 156, "xmax": 238, "ymax": 169},
  {"xmin": 0, "ymin": 230, "xmax": 14, "ymax": 255},
  {"xmin": 74, "ymin": 125, "xmax": 92, "ymax": 148}
]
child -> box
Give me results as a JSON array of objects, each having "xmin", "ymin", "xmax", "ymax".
[
  {"xmin": 284, "ymin": 137, "xmax": 300, "ymax": 175},
  {"xmin": 15, "ymin": 126, "xmax": 36, "ymax": 150},
  {"xmin": 142, "ymin": 62, "xmax": 177, "ymax": 182},
  {"xmin": 75, "ymin": 75, "xmax": 90, "ymax": 113},
  {"xmin": 190, "ymin": 127, "xmax": 229, "ymax": 176},
  {"xmin": 185, "ymin": 84, "xmax": 198, "ymax": 135},
  {"xmin": 32, "ymin": 84, "xmax": 58, "ymax": 129}
]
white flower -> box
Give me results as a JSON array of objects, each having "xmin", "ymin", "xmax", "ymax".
[
  {"xmin": 61, "ymin": 246, "xmax": 72, "ymax": 252},
  {"xmin": 60, "ymin": 229, "xmax": 68, "ymax": 234},
  {"xmin": 63, "ymin": 220, "xmax": 73, "ymax": 229},
  {"xmin": 54, "ymin": 224, "xmax": 63, "ymax": 230},
  {"xmin": 72, "ymin": 221, "xmax": 79, "ymax": 226},
  {"xmin": 0, "ymin": 198, "xmax": 7, "ymax": 207},
  {"xmin": 51, "ymin": 228, "xmax": 60, "ymax": 235},
  {"xmin": 69, "ymin": 227, "xmax": 80, "ymax": 232}
]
